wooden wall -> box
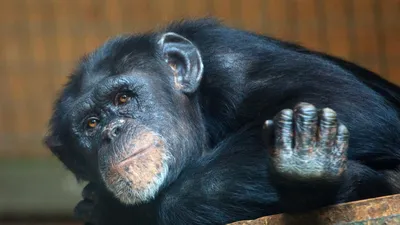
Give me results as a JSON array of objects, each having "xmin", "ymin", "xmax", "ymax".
[{"xmin": 0, "ymin": 0, "xmax": 399, "ymax": 158}]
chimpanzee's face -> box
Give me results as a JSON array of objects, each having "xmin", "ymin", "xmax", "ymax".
[{"xmin": 45, "ymin": 32, "xmax": 206, "ymax": 205}]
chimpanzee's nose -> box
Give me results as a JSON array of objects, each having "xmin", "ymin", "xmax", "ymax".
[{"xmin": 102, "ymin": 119, "xmax": 125, "ymax": 141}]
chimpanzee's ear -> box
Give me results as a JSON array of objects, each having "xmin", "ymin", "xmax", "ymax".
[
  {"xmin": 158, "ymin": 32, "xmax": 204, "ymax": 94},
  {"xmin": 44, "ymin": 134, "xmax": 62, "ymax": 151},
  {"xmin": 43, "ymin": 134, "xmax": 66, "ymax": 162},
  {"xmin": 43, "ymin": 134, "xmax": 90, "ymax": 181}
]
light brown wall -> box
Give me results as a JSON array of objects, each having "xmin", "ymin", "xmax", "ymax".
[{"xmin": 0, "ymin": 0, "xmax": 399, "ymax": 158}]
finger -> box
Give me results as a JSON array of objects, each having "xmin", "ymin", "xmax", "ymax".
[
  {"xmin": 262, "ymin": 120, "xmax": 275, "ymax": 149},
  {"xmin": 318, "ymin": 108, "xmax": 338, "ymax": 151},
  {"xmin": 294, "ymin": 103, "xmax": 318, "ymax": 155},
  {"xmin": 82, "ymin": 183, "xmax": 98, "ymax": 202},
  {"xmin": 335, "ymin": 122, "xmax": 349, "ymax": 158},
  {"xmin": 333, "ymin": 122, "xmax": 349, "ymax": 175},
  {"xmin": 273, "ymin": 109, "xmax": 294, "ymax": 153}
]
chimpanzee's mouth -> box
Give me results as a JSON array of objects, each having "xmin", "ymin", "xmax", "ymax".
[{"xmin": 118, "ymin": 144, "xmax": 153, "ymax": 165}]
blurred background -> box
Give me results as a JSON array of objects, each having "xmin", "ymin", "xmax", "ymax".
[{"xmin": 0, "ymin": 0, "xmax": 399, "ymax": 223}]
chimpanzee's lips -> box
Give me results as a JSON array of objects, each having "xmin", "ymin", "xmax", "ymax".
[{"xmin": 118, "ymin": 144, "xmax": 153, "ymax": 165}]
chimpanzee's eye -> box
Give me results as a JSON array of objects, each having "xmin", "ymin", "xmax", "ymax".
[
  {"xmin": 115, "ymin": 92, "xmax": 132, "ymax": 105},
  {"xmin": 87, "ymin": 117, "xmax": 100, "ymax": 129}
]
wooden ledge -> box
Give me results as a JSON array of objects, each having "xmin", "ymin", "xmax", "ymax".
[{"xmin": 230, "ymin": 194, "xmax": 400, "ymax": 225}]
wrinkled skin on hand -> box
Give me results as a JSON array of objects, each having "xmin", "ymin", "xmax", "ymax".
[{"xmin": 264, "ymin": 102, "xmax": 349, "ymax": 181}]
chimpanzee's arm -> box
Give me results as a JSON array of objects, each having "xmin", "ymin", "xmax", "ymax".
[
  {"xmin": 262, "ymin": 103, "xmax": 395, "ymax": 212},
  {"xmin": 158, "ymin": 103, "xmax": 397, "ymax": 225}
]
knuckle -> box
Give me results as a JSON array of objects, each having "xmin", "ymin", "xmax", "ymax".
[
  {"xmin": 321, "ymin": 107, "xmax": 337, "ymax": 119},
  {"xmin": 295, "ymin": 102, "xmax": 315, "ymax": 109},
  {"xmin": 338, "ymin": 123, "xmax": 349, "ymax": 136},
  {"xmin": 295, "ymin": 102, "xmax": 317, "ymax": 114},
  {"xmin": 278, "ymin": 109, "xmax": 293, "ymax": 120}
]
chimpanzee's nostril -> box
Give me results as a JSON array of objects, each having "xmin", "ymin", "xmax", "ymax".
[
  {"xmin": 102, "ymin": 119, "xmax": 126, "ymax": 141},
  {"xmin": 106, "ymin": 125, "xmax": 122, "ymax": 140},
  {"xmin": 112, "ymin": 127, "xmax": 121, "ymax": 137}
]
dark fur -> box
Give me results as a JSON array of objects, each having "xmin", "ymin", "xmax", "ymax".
[{"xmin": 45, "ymin": 18, "xmax": 400, "ymax": 225}]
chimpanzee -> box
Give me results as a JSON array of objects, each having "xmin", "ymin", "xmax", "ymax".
[{"xmin": 44, "ymin": 18, "xmax": 400, "ymax": 225}]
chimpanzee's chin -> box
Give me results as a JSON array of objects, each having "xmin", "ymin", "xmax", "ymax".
[{"xmin": 100, "ymin": 151, "xmax": 170, "ymax": 205}]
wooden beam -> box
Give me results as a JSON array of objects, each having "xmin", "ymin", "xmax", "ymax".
[{"xmin": 230, "ymin": 194, "xmax": 400, "ymax": 225}]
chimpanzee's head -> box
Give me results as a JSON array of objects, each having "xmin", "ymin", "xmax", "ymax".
[{"xmin": 44, "ymin": 31, "xmax": 206, "ymax": 205}]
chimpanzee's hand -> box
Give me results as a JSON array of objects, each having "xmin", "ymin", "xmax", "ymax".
[
  {"xmin": 74, "ymin": 183, "xmax": 103, "ymax": 225},
  {"xmin": 74, "ymin": 183, "xmax": 134, "ymax": 225},
  {"xmin": 263, "ymin": 102, "xmax": 349, "ymax": 181}
]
